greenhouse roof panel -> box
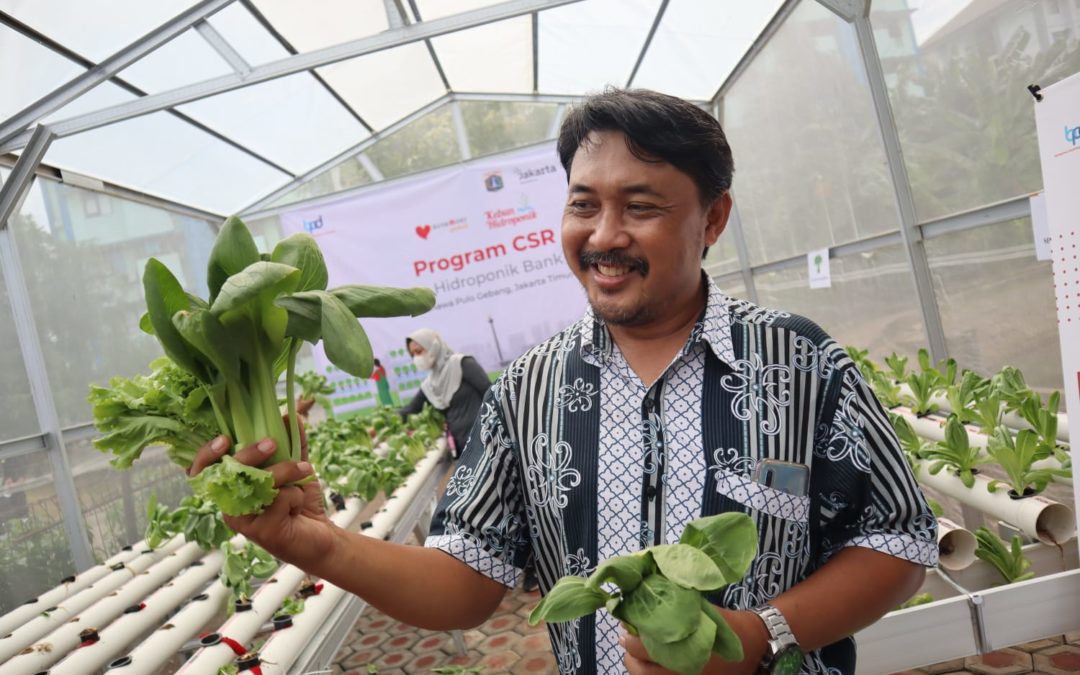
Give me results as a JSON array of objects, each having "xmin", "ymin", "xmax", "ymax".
[
  {"xmin": 0, "ymin": 24, "xmax": 84, "ymax": 121},
  {"xmin": 633, "ymin": 0, "xmax": 784, "ymax": 99},
  {"xmin": 318, "ymin": 43, "xmax": 447, "ymax": 129},
  {"xmin": 429, "ymin": 16, "xmax": 533, "ymax": 93},
  {"xmin": 248, "ymin": 0, "xmax": 389, "ymax": 52},
  {"xmin": 413, "ymin": 0, "xmax": 510, "ymax": 21},
  {"xmin": 0, "ymin": 0, "xmax": 201, "ymax": 62},
  {"xmin": 178, "ymin": 73, "xmax": 370, "ymax": 173},
  {"xmin": 537, "ymin": 0, "xmax": 662, "ymax": 95},
  {"xmin": 117, "ymin": 28, "xmax": 234, "ymax": 94},
  {"xmin": 44, "ymin": 109, "xmax": 289, "ymax": 214}
]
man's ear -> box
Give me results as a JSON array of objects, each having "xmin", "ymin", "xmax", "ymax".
[{"xmin": 704, "ymin": 192, "xmax": 732, "ymax": 248}]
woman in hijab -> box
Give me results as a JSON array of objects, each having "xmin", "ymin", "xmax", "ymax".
[{"xmin": 399, "ymin": 329, "xmax": 490, "ymax": 458}]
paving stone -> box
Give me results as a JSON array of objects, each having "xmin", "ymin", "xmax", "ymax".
[
  {"xmin": 352, "ymin": 631, "xmax": 390, "ymax": 650},
  {"xmin": 1067, "ymin": 632, "xmax": 1080, "ymax": 646},
  {"xmin": 1019, "ymin": 639, "xmax": 1065, "ymax": 653},
  {"xmin": 412, "ymin": 634, "xmax": 446, "ymax": 654},
  {"xmin": 342, "ymin": 648, "xmax": 381, "ymax": 668},
  {"xmin": 477, "ymin": 630, "xmax": 520, "ymax": 654},
  {"xmin": 512, "ymin": 651, "xmax": 558, "ymax": 674},
  {"xmin": 404, "ymin": 651, "xmax": 444, "ymax": 672},
  {"xmin": 520, "ymin": 632, "xmax": 553, "ymax": 653},
  {"xmin": 382, "ymin": 633, "xmax": 420, "ymax": 652},
  {"xmin": 375, "ymin": 650, "xmax": 411, "ymax": 670},
  {"xmin": 1034, "ymin": 644, "xmax": 1080, "ymax": 674},
  {"xmin": 483, "ymin": 614, "xmax": 520, "ymax": 635},
  {"xmin": 924, "ymin": 658, "xmax": 968, "ymax": 674},
  {"xmin": 478, "ymin": 649, "xmax": 522, "ymax": 671},
  {"xmin": 965, "ymin": 648, "xmax": 1035, "ymax": 675}
]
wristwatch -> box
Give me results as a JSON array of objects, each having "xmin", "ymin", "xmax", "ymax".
[{"xmin": 751, "ymin": 604, "xmax": 803, "ymax": 675}]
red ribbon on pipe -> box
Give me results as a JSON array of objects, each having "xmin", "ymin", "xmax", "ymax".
[{"xmin": 219, "ymin": 636, "xmax": 247, "ymax": 655}]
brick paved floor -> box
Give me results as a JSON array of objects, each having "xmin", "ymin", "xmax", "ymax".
[{"xmin": 331, "ymin": 579, "xmax": 1080, "ymax": 675}]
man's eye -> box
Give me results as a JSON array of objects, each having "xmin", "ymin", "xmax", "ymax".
[{"xmin": 628, "ymin": 203, "xmax": 658, "ymax": 213}]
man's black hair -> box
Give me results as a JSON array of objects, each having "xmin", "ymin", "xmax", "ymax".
[{"xmin": 557, "ymin": 88, "xmax": 734, "ymax": 207}]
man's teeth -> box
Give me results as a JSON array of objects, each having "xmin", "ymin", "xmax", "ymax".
[{"xmin": 597, "ymin": 264, "xmax": 629, "ymax": 277}]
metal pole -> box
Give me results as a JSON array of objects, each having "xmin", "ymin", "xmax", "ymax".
[
  {"xmin": 848, "ymin": 2, "xmax": 949, "ymax": 362},
  {"xmin": 0, "ymin": 126, "xmax": 95, "ymax": 570},
  {"xmin": 726, "ymin": 197, "xmax": 759, "ymax": 303},
  {"xmin": 451, "ymin": 100, "xmax": 472, "ymax": 161},
  {"xmin": 488, "ymin": 317, "xmax": 507, "ymax": 366},
  {"xmin": 0, "ymin": 0, "xmax": 237, "ymax": 147}
]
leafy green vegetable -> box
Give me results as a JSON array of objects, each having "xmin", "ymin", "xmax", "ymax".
[
  {"xmin": 189, "ymin": 455, "xmax": 278, "ymax": 518},
  {"xmin": 279, "ymin": 595, "xmax": 305, "ymax": 617},
  {"xmin": 650, "ymin": 544, "xmax": 726, "ymax": 591},
  {"xmin": 991, "ymin": 366, "xmax": 1032, "ymax": 413},
  {"xmin": 898, "ymin": 592, "xmax": 934, "ymax": 609},
  {"xmin": 130, "ymin": 217, "xmax": 437, "ymax": 515},
  {"xmin": 920, "ymin": 417, "xmax": 986, "ymax": 488},
  {"xmin": 985, "ymin": 428, "xmax": 1065, "ymax": 497},
  {"xmin": 678, "ymin": 513, "xmax": 757, "ymax": 584},
  {"xmin": 295, "ymin": 370, "xmax": 335, "ymax": 411},
  {"xmin": 884, "ymin": 353, "xmax": 909, "ymax": 382},
  {"xmin": 974, "ymin": 527, "xmax": 1034, "ymax": 584},
  {"xmin": 945, "ymin": 370, "xmax": 991, "ymax": 426},
  {"xmin": 221, "ymin": 541, "xmax": 278, "ymax": 606},
  {"xmin": 639, "ymin": 609, "xmax": 717, "ymax": 675},
  {"xmin": 530, "ymin": 513, "xmax": 756, "ymax": 674},
  {"xmin": 144, "ymin": 492, "xmax": 233, "ymax": 550},
  {"xmin": 889, "ymin": 413, "xmax": 931, "ymax": 470},
  {"xmin": 89, "ymin": 357, "xmax": 218, "ymax": 469}
]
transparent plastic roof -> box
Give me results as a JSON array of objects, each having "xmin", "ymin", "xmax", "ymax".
[{"xmin": 1, "ymin": 0, "xmax": 788, "ymax": 216}]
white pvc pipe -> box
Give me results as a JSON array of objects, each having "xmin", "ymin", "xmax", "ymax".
[
  {"xmin": 256, "ymin": 445, "xmax": 447, "ymax": 674},
  {"xmin": 0, "ymin": 535, "xmax": 185, "ymax": 664},
  {"xmin": 0, "ymin": 540, "xmax": 146, "ymax": 639},
  {"xmin": 47, "ymin": 548, "xmax": 223, "ymax": 675},
  {"xmin": 106, "ymin": 579, "xmax": 231, "ymax": 675},
  {"xmin": 174, "ymin": 497, "xmax": 365, "ymax": 674},
  {"xmin": 898, "ymin": 409, "xmax": 1070, "ymax": 485},
  {"xmin": 915, "ymin": 463, "xmax": 1076, "ymax": 546},
  {"xmin": 0, "ymin": 540, "xmax": 204, "ymax": 675},
  {"xmin": 937, "ymin": 518, "xmax": 977, "ymax": 570}
]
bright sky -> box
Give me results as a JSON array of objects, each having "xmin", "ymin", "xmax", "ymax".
[{"xmin": 906, "ymin": 0, "xmax": 976, "ymax": 44}]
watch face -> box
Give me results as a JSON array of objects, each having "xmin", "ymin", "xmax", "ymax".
[{"xmin": 771, "ymin": 646, "xmax": 804, "ymax": 675}]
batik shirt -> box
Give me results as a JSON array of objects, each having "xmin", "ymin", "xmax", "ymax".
[{"xmin": 425, "ymin": 277, "xmax": 938, "ymax": 674}]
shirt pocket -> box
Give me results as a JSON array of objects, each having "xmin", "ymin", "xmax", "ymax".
[{"xmin": 715, "ymin": 472, "xmax": 810, "ymax": 523}]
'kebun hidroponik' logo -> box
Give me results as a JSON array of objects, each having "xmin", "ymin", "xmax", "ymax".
[
  {"xmin": 415, "ymin": 216, "xmax": 468, "ymax": 240},
  {"xmin": 486, "ymin": 194, "xmax": 537, "ymax": 230}
]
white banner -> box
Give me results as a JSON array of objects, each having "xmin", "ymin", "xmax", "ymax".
[
  {"xmin": 281, "ymin": 144, "xmax": 586, "ymax": 415},
  {"xmin": 1033, "ymin": 71, "xmax": 1080, "ymax": 524}
]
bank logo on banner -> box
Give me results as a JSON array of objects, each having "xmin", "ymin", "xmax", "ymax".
[
  {"xmin": 484, "ymin": 172, "xmax": 504, "ymax": 192},
  {"xmin": 415, "ymin": 217, "xmax": 469, "ymax": 239},
  {"xmin": 302, "ymin": 215, "xmax": 324, "ymax": 233},
  {"xmin": 1067, "ymin": 123, "xmax": 1080, "ymax": 146}
]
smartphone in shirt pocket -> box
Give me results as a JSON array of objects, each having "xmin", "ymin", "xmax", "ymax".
[{"xmin": 754, "ymin": 460, "xmax": 810, "ymax": 498}]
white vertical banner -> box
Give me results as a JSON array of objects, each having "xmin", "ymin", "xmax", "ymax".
[
  {"xmin": 1033, "ymin": 71, "xmax": 1080, "ymax": 527},
  {"xmin": 280, "ymin": 144, "xmax": 586, "ymax": 416}
]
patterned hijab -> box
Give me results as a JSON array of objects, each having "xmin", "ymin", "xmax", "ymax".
[{"xmin": 407, "ymin": 328, "xmax": 465, "ymax": 409}]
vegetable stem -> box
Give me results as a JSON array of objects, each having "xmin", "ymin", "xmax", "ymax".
[{"xmin": 285, "ymin": 338, "xmax": 302, "ymax": 462}]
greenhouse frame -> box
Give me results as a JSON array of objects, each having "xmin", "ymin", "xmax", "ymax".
[{"xmin": 2, "ymin": 0, "xmax": 1080, "ymax": 673}]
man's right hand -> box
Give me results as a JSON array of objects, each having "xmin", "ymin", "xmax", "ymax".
[{"xmin": 188, "ymin": 435, "xmax": 340, "ymax": 573}]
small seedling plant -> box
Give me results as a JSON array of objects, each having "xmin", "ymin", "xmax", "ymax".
[
  {"xmin": 529, "ymin": 513, "xmax": 756, "ymax": 675},
  {"xmin": 974, "ymin": 527, "xmax": 1034, "ymax": 585},
  {"xmin": 985, "ymin": 428, "xmax": 1066, "ymax": 497},
  {"xmin": 918, "ymin": 417, "xmax": 986, "ymax": 488}
]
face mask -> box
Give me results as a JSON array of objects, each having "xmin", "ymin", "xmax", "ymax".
[{"xmin": 413, "ymin": 353, "xmax": 435, "ymax": 371}]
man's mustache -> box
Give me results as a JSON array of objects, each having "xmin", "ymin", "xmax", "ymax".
[{"xmin": 578, "ymin": 250, "xmax": 649, "ymax": 276}]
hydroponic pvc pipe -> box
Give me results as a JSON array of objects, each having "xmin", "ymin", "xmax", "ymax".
[
  {"xmin": 107, "ymin": 579, "xmax": 231, "ymax": 675},
  {"xmin": 173, "ymin": 496, "xmax": 366, "ymax": 674},
  {"xmin": 937, "ymin": 518, "xmax": 977, "ymax": 570},
  {"xmin": 897, "ymin": 409, "xmax": 1070, "ymax": 484},
  {"xmin": 0, "ymin": 540, "xmax": 204, "ymax": 675},
  {"xmin": 256, "ymin": 445, "xmax": 447, "ymax": 674},
  {"xmin": 45, "ymin": 546, "xmax": 222, "ymax": 675},
  {"xmin": 0, "ymin": 535, "xmax": 184, "ymax": 664},
  {"xmin": 915, "ymin": 463, "xmax": 1075, "ymax": 545},
  {"xmin": 0, "ymin": 540, "xmax": 145, "ymax": 638}
]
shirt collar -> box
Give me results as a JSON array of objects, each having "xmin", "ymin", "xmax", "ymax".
[{"xmin": 579, "ymin": 274, "xmax": 737, "ymax": 368}]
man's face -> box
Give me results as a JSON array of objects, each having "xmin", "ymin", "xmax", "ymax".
[{"xmin": 561, "ymin": 131, "xmax": 729, "ymax": 327}]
